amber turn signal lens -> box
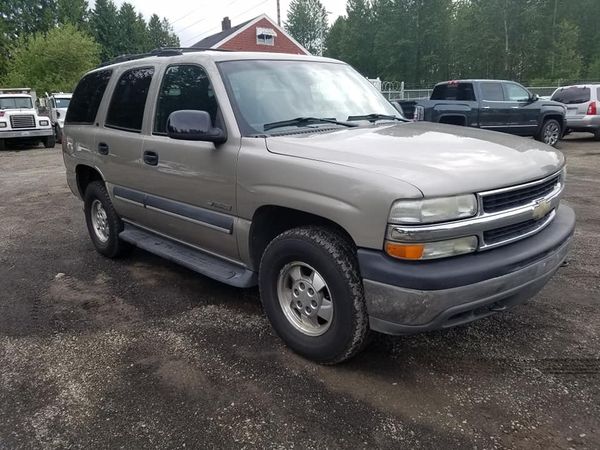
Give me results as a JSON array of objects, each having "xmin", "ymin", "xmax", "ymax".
[{"xmin": 385, "ymin": 242, "xmax": 425, "ymax": 260}]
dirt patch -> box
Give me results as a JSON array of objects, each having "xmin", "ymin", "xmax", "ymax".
[{"xmin": 1, "ymin": 139, "xmax": 599, "ymax": 448}]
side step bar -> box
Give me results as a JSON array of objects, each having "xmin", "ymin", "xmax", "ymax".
[{"xmin": 119, "ymin": 224, "xmax": 257, "ymax": 288}]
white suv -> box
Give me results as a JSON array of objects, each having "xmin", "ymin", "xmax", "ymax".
[
  {"xmin": 0, "ymin": 92, "xmax": 55, "ymax": 150},
  {"xmin": 551, "ymin": 84, "xmax": 600, "ymax": 139}
]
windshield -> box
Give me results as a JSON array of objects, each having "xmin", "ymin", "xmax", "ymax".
[
  {"xmin": 0, "ymin": 97, "xmax": 33, "ymax": 110},
  {"xmin": 55, "ymin": 98, "xmax": 71, "ymax": 108},
  {"xmin": 219, "ymin": 60, "xmax": 400, "ymax": 135}
]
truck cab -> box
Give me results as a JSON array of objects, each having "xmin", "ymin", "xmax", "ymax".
[
  {"xmin": 45, "ymin": 93, "xmax": 72, "ymax": 143},
  {"xmin": 0, "ymin": 89, "xmax": 55, "ymax": 150}
]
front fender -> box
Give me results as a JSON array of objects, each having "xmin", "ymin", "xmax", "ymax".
[{"xmin": 236, "ymin": 139, "xmax": 423, "ymax": 250}]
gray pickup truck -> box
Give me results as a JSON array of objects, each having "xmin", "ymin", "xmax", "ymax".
[
  {"xmin": 399, "ymin": 80, "xmax": 567, "ymax": 146},
  {"xmin": 63, "ymin": 49, "xmax": 575, "ymax": 363}
]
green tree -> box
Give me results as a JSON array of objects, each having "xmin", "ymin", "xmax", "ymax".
[
  {"xmin": 0, "ymin": 0, "xmax": 57, "ymax": 79},
  {"xmin": 340, "ymin": 0, "xmax": 376, "ymax": 76},
  {"xmin": 90, "ymin": 0, "xmax": 120, "ymax": 60},
  {"xmin": 1, "ymin": 0, "xmax": 57, "ymax": 37},
  {"xmin": 586, "ymin": 57, "xmax": 600, "ymax": 80},
  {"xmin": 115, "ymin": 3, "xmax": 149, "ymax": 54},
  {"xmin": 147, "ymin": 14, "xmax": 180, "ymax": 49},
  {"xmin": 57, "ymin": 0, "xmax": 89, "ymax": 26},
  {"xmin": 324, "ymin": 16, "xmax": 347, "ymax": 59},
  {"xmin": 2, "ymin": 24, "xmax": 100, "ymax": 93},
  {"xmin": 285, "ymin": 0, "xmax": 329, "ymax": 55},
  {"xmin": 552, "ymin": 20, "xmax": 583, "ymax": 80}
]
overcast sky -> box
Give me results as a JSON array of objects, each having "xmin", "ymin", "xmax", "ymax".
[{"xmin": 101, "ymin": 0, "xmax": 347, "ymax": 47}]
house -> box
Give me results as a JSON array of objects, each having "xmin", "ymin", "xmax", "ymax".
[{"xmin": 192, "ymin": 14, "xmax": 310, "ymax": 55}]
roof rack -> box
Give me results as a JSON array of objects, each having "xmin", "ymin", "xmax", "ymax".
[{"xmin": 98, "ymin": 47, "xmax": 231, "ymax": 67}]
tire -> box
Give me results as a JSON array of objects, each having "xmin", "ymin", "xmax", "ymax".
[
  {"xmin": 594, "ymin": 129, "xmax": 600, "ymax": 141},
  {"xmin": 536, "ymin": 119, "xmax": 561, "ymax": 147},
  {"xmin": 0, "ymin": 139, "xmax": 5, "ymax": 151},
  {"xmin": 84, "ymin": 181, "xmax": 131, "ymax": 258},
  {"xmin": 259, "ymin": 226, "xmax": 369, "ymax": 364},
  {"xmin": 43, "ymin": 135, "xmax": 56, "ymax": 148},
  {"xmin": 54, "ymin": 124, "xmax": 63, "ymax": 144}
]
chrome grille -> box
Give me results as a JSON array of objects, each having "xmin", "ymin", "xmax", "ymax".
[
  {"xmin": 482, "ymin": 175, "xmax": 560, "ymax": 213},
  {"xmin": 10, "ymin": 115, "xmax": 35, "ymax": 129},
  {"xmin": 386, "ymin": 170, "xmax": 565, "ymax": 255},
  {"xmin": 484, "ymin": 215, "xmax": 551, "ymax": 245}
]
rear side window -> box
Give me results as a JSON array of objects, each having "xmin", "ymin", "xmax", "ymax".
[
  {"xmin": 154, "ymin": 65, "xmax": 218, "ymax": 134},
  {"xmin": 551, "ymin": 86, "xmax": 590, "ymax": 104},
  {"xmin": 66, "ymin": 69, "xmax": 112, "ymax": 124},
  {"xmin": 106, "ymin": 67, "xmax": 154, "ymax": 132},
  {"xmin": 431, "ymin": 83, "xmax": 475, "ymax": 101},
  {"xmin": 480, "ymin": 82, "xmax": 505, "ymax": 101}
]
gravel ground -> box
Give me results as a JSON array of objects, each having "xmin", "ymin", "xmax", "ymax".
[{"xmin": 0, "ymin": 134, "xmax": 599, "ymax": 449}]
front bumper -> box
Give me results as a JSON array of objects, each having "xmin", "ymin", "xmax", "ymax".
[
  {"xmin": 0, "ymin": 129, "xmax": 53, "ymax": 139},
  {"xmin": 359, "ymin": 205, "xmax": 575, "ymax": 335}
]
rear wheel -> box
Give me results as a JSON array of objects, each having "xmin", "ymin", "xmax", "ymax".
[
  {"xmin": 537, "ymin": 119, "xmax": 561, "ymax": 146},
  {"xmin": 43, "ymin": 135, "xmax": 56, "ymax": 148},
  {"xmin": 84, "ymin": 181, "xmax": 131, "ymax": 258},
  {"xmin": 259, "ymin": 227, "xmax": 369, "ymax": 364},
  {"xmin": 0, "ymin": 139, "xmax": 5, "ymax": 151}
]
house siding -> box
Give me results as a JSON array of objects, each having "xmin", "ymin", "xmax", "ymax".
[{"xmin": 217, "ymin": 18, "xmax": 307, "ymax": 54}]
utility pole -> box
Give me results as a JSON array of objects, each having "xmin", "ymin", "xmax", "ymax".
[{"xmin": 277, "ymin": 0, "xmax": 281, "ymax": 26}]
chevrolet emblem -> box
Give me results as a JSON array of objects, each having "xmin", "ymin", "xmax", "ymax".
[{"xmin": 532, "ymin": 199, "xmax": 552, "ymax": 220}]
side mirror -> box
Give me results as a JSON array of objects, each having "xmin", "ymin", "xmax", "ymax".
[
  {"xmin": 56, "ymin": 111, "xmax": 61, "ymax": 118},
  {"xmin": 530, "ymin": 93, "xmax": 539, "ymax": 102},
  {"xmin": 167, "ymin": 110, "xmax": 227, "ymax": 144}
]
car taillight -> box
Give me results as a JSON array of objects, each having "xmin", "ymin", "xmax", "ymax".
[{"xmin": 587, "ymin": 102, "xmax": 597, "ymax": 115}]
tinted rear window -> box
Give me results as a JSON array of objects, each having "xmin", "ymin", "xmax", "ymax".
[
  {"xmin": 106, "ymin": 67, "xmax": 154, "ymax": 132},
  {"xmin": 66, "ymin": 69, "xmax": 112, "ymax": 124},
  {"xmin": 551, "ymin": 87, "xmax": 590, "ymax": 104},
  {"xmin": 431, "ymin": 83, "xmax": 475, "ymax": 101},
  {"xmin": 480, "ymin": 82, "xmax": 505, "ymax": 101}
]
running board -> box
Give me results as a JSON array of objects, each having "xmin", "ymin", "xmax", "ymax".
[{"xmin": 119, "ymin": 224, "xmax": 257, "ymax": 288}]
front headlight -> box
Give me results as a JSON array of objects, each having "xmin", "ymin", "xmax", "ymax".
[
  {"xmin": 39, "ymin": 120, "xmax": 49, "ymax": 126},
  {"xmin": 389, "ymin": 195, "xmax": 478, "ymax": 224},
  {"xmin": 0, "ymin": 122, "xmax": 6, "ymax": 128},
  {"xmin": 385, "ymin": 236, "xmax": 478, "ymax": 260}
]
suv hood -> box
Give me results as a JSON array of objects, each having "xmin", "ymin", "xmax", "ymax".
[{"xmin": 265, "ymin": 122, "xmax": 564, "ymax": 197}]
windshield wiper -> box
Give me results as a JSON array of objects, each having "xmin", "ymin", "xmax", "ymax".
[
  {"xmin": 263, "ymin": 117, "xmax": 358, "ymax": 132},
  {"xmin": 347, "ymin": 113, "xmax": 407, "ymax": 123}
]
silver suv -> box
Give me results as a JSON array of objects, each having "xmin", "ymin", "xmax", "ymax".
[
  {"xmin": 63, "ymin": 49, "xmax": 575, "ymax": 363},
  {"xmin": 551, "ymin": 84, "xmax": 600, "ymax": 139}
]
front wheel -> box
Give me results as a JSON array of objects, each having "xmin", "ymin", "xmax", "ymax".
[
  {"xmin": 259, "ymin": 227, "xmax": 369, "ymax": 364},
  {"xmin": 537, "ymin": 119, "xmax": 561, "ymax": 147},
  {"xmin": 43, "ymin": 135, "xmax": 56, "ymax": 148},
  {"xmin": 54, "ymin": 124, "xmax": 63, "ymax": 143}
]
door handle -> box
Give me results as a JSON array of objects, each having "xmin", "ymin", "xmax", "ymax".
[
  {"xmin": 98, "ymin": 142, "xmax": 109, "ymax": 155},
  {"xmin": 143, "ymin": 150, "xmax": 159, "ymax": 166}
]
